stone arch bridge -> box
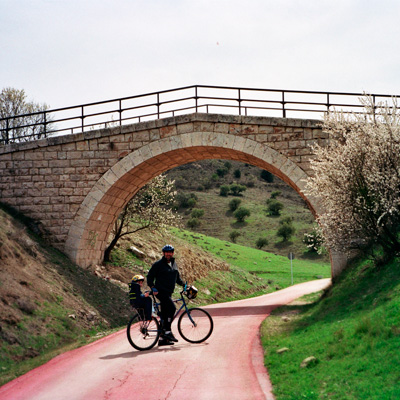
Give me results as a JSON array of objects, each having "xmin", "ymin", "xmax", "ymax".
[{"xmin": 0, "ymin": 112, "xmax": 347, "ymax": 277}]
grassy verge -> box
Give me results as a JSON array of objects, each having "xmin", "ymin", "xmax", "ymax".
[
  {"xmin": 261, "ymin": 257, "xmax": 400, "ymax": 399},
  {"xmin": 172, "ymin": 227, "xmax": 330, "ymax": 290}
]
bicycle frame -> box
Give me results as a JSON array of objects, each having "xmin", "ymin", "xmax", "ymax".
[{"xmin": 151, "ymin": 286, "xmax": 196, "ymax": 326}]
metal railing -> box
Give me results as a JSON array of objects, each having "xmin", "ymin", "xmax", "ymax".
[{"xmin": 0, "ymin": 84, "xmax": 399, "ymax": 144}]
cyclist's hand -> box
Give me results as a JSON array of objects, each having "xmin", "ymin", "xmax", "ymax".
[{"xmin": 144, "ymin": 291, "xmax": 150, "ymax": 297}]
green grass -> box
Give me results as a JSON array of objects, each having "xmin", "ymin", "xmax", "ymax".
[
  {"xmin": 176, "ymin": 185, "xmax": 329, "ymax": 263},
  {"xmin": 261, "ymin": 256, "xmax": 400, "ymax": 399},
  {"xmin": 172, "ymin": 227, "xmax": 330, "ymax": 290}
]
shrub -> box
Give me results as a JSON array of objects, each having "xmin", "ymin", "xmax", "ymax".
[
  {"xmin": 175, "ymin": 192, "xmax": 198, "ymax": 209},
  {"xmin": 224, "ymin": 161, "xmax": 232, "ymax": 170},
  {"xmin": 246, "ymin": 179, "xmax": 255, "ymax": 188},
  {"xmin": 191, "ymin": 208, "xmax": 204, "ymax": 219},
  {"xmin": 229, "ymin": 198, "xmax": 242, "ymax": 212},
  {"xmin": 270, "ymin": 190, "xmax": 281, "ymax": 199},
  {"xmin": 261, "ymin": 170, "xmax": 274, "ymax": 182},
  {"xmin": 187, "ymin": 218, "xmax": 200, "ymax": 228},
  {"xmin": 234, "ymin": 207, "xmax": 251, "ymax": 222},
  {"xmin": 266, "ymin": 199, "xmax": 284, "ymax": 216},
  {"xmin": 230, "ymin": 183, "xmax": 246, "ymax": 196},
  {"xmin": 216, "ymin": 167, "xmax": 229, "ymax": 177},
  {"xmin": 303, "ymin": 228, "xmax": 324, "ymax": 254},
  {"xmin": 256, "ymin": 237, "xmax": 268, "ymax": 249},
  {"xmin": 234, "ymin": 169, "xmax": 241, "ymax": 179},
  {"xmin": 219, "ymin": 185, "xmax": 230, "ymax": 197},
  {"xmin": 229, "ymin": 230, "xmax": 241, "ymax": 243},
  {"xmin": 203, "ymin": 179, "xmax": 213, "ymax": 190},
  {"xmin": 277, "ymin": 219, "xmax": 295, "ymax": 241}
]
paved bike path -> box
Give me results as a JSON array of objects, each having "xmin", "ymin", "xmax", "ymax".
[{"xmin": 0, "ymin": 278, "xmax": 331, "ymax": 400}]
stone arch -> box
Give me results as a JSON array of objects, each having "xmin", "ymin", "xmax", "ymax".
[{"xmin": 65, "ymin": 131, "xmax": 335, "ymax": 273}]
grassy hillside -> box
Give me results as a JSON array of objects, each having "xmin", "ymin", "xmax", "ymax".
[
  {"xmin": 166, "ymin": 159, "xmax": 327, "ymax": 262},
  {"xmin": 261, "ymin": 256, "xmax": 400, "ymax": 399},
  {"xmin": 172, "ymin": 228, "xmax": 330, "ymax": 290}
]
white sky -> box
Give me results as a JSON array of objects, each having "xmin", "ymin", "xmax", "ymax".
[{"xmin": 2, "ymin": 0, "xmax": 400, "ymax": 110}]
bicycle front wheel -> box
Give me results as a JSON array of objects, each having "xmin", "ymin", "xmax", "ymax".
[
  {"xmin": 178, "ymin": 307, "xmax": 213, "ymax": 343},
  {"xmin": 127, "ymin": 314, "xmax": 160, "ymax": 351}
]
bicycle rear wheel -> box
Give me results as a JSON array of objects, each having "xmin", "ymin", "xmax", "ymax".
[
  {"xmin": 177, "ymin": 307, "xmax": 213, "ymax": 343},
  {"xmin": 127, "ymin": 314, "xmax": 160, "ymax": 351}
]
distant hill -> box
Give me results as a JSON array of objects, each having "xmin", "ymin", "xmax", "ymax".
[{"xmin": 165, "ymin": 159, "xmax": 327, "ymax": 262}]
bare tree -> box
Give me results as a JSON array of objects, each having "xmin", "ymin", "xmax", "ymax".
[
  {"xmin": 0, "ymin": 87, "xmax": 52, "ymax": 144},
  {"xmin": 104, "ymin": 175, "xmax": 181, "ymax": 262},
  {"xmin": 306, "ymin": 96, "xmax": 400, "ymax": 264}
]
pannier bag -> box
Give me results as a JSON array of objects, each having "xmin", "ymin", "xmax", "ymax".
[{"xmin": 185, "ymin": 285, "xmax": 198, "ymax": 299}]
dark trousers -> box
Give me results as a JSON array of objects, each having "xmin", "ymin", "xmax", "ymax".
[{"xmin": 156, "ymin": 291, "xmax": 176, "ymax": 331}]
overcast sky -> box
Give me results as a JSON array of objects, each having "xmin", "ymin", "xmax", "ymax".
[{"xmin": 2, "ymin": 0, "xmax": 400, "ymax": 110}]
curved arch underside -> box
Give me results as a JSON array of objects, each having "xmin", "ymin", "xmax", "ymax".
[{"xmin": 65, "ymin": 132, "xmax": 338, "ymax": 274}]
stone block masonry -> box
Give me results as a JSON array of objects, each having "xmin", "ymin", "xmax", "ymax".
[{"xmin": 0, "ymin": 113, "xmax": 346, "ymax": 277}]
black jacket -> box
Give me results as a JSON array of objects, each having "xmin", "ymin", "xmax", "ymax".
[
  {"xmin": 147, "ymin": 256, "xmax": 184, "ymax": 294},
  {"xmin": 129, "ymin": 281, "xmax": 145, "ymax": 305}
]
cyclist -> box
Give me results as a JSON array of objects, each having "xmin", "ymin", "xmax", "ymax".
[
  {"xmin": 147, "ymin": 244, "xmax": 184, "ymax": 346},
  {"xmin": 129, "ymin": 274, "xmax": 152, "ymax": 321}
]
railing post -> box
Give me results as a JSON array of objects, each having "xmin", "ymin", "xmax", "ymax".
[
  {"xmin": 238, "ymin": 88, "xmax": 242, "ymax": 116},
  {"xmin": 81, "ymin": 106, "xmax": 84, "ymax": 132},
  {"xmin": 6, "ymin": 118, "xmax": 9, "ymax": 144},
  {"xmin": 157, "ymin": 93, "xmax": 160, "ymax": 119},
  {"xmin": 119, "ymin": 99, "xmax": 122, "ymax": 126},
  {"xmin": 282, "ymin": 91, "xmax": 286, "ymax": 118},
  {"xmin": 327, "ymin": 93, "xmax": 330, "ymax": 114},
  {"xmin": 43, "ymin": 112, "xmax": 47, "ymax": 138},
  {"xmin": 195, "ymin": 86, "xmax": 198, "ymax": 113}
]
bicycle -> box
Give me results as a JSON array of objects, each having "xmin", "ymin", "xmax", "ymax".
[{"xmin": 127, "ymin": 284, "xmax": 213, "ymax": 351}]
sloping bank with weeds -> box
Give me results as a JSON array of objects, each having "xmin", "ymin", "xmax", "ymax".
[
  {"xmin": 261, "ymin": 256, "xmax": 400, "ymax": 399},
  {"xmin": 0, "ymin": 205, "xmax": 269, "ymax": 386}
]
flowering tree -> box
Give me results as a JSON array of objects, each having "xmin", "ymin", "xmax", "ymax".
[
  {"xmin": 306, "ymin": 96, "xmax": 400, "ymax": 263},
  {"xmin": 103, "ymin": 175, "xmax": 181, "ymax": 262}
]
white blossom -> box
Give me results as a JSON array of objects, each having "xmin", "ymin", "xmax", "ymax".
[{"xmin": 305, "ymin": 96, "xmax": 400, "ymax": 261}]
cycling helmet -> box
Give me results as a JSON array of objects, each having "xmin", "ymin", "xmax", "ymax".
[
  {"xmin": 132, "ymin": 274, "xmax": 145, "ymax": 282},
  {"xmin": 162, "ymin": 244, "xmax": 174, "ymax": 252}
]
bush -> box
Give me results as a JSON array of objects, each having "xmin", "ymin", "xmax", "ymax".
[
  {"xmin": 270, "ymin": 190, "xmax": 281, "ymax": 199},
  {"xmin": 224, "ymin": 161, "xmax": 232, "ymax": 170},
  {"xmin": 219, "ymin": 185, "xmax": 230, "ymax": 197},
  {"xmin": 187, "ymin": 218, "xmax": 201, "ymax": 228},
  {"xmin": 229, "ymin": 230, "xmax": 241, "ymax": 243},
  {"xmin": 303, "ymin": 228, "xmax": 324, "ymax": 254},
  {"xmin": 277, "ymin": 218, "xmax": 295, "ymax": 241},
  {"xmin": 234, "ymin": 207, "xmax": 251, "ymax": 222},
  {"xmin": 175, "ymin": 192, "xmax": 198, "ymax": 209},
  {"xmin": 191, "ymin": 208, "xmax": 204, "ymax": 219},
  {"xmin": 266, "ymin": 199, "xmax": 284, "ymax": 216},
  {"xmin": 229, "ymin": 198, "xmax": 242, "ymax": 212},
  {"xmin": 261, "ymin": 170, "xmax": 274, "ymax": 182},
  {"xmin": 234, "ymin": 169, "xmax": 241, "ymax": 179},
  {"xmin": 256, "ymin": 237, "xmax": 268, "ymax": 249},
  {"xmin": 245, "ymin": 179, "xmax": 255, "ymax": 188},
  {"xmin": 229, "ymin": 183, "xmax": 246, "ymax": 196},
  {"xmin": 216, "ymin": 167, "xmax": 229, "ymax": 177}
]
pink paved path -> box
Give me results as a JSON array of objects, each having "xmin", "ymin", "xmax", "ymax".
[{"xmin": 0, "ymin": 279, "xmax": 331, "ymax": 400}]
